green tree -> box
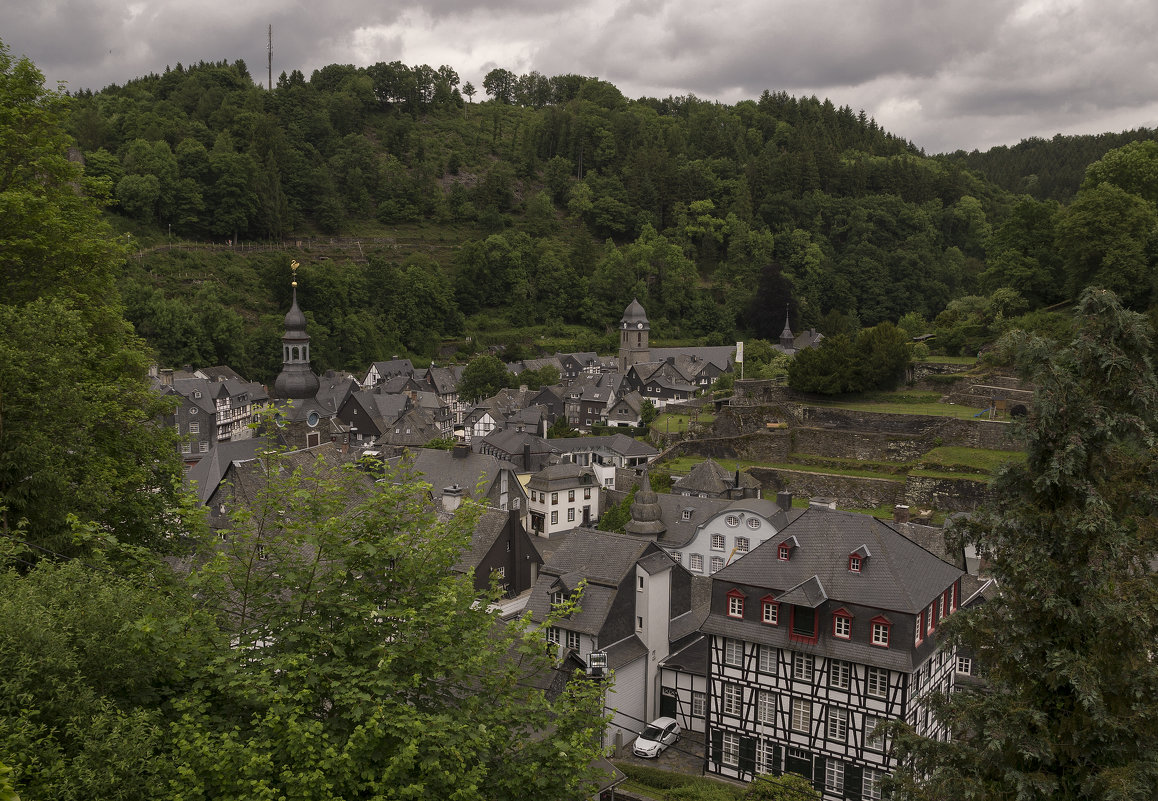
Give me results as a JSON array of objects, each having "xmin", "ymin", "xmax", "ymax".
[
  {"xmin": 0, "ymin": 42, "xmax": 186, "ymax": 555},
  {"xmin": 482, "ymin": 68, "xmax": 516, "ymax": 103},
  {"xmin": 173, "ymin": 451, "xmax": 609, "ymax": 801},
  {"xmin": 640, "ymin": 399, "xmax": 658, "ymax": 426},
  {"xmin": 890, "ymin": 289, "xmax": 1158, "ymax": 801},
  {"xmin": 744, "ymin": 772, "xmax": 820, "ymax": 800},
  {"xmin": 457, "ymin": 354, "xmax": 512, "ymax": 403}
]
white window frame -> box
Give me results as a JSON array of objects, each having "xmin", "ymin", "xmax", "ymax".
[
  {"xmin": 790, "ymin": 698, "xmax": 811, "ymax": 733},
  {"xmin": 725, "ymin": 515, "xmax": 739, "ymax": 528},
  {"xmin": 728, "ymin": 595, "xmax": 744, "ymax": 618},
  {"xmin": 872, "ymin": 621, "xmax": 890, "ymax": 647},
  {"xmin": 830, "ymin": 659, "xmax": 851, "ymax": 690},
  {"xmin": 722, "ymin": 683, "xmax": 743, "ymax": 716},
  {"xmin": 792, "ymin": 652, "xmax": 814, "ymax": 681},
  {"xmin": 762, "ymin": 601, "xmax": 779, "ymax": 625},
  {"xmin": 957, "ymin": 656, "xmax": 972, "ymax": 675},
  {"xmin": 756, "ymin": 738, "xmax": 776, "ymax": 774},
  {"xmin": 864, "ymin": 715, "xmax": 885, "ymax": 750},
  {"xmin": 724, "ymin": 639, "xmax": 743, "ymax": 667},
  {"xmin": 833, "ymin": 612, "xmax": 852, "ymax": 639},
  {"xmin": 550, "ymin": 511, "xmax": 558, "ymax": 525},
  {"xmin": 711, "ymin": 534, "xmax": 726, "ymax": 551},
  {"xmin": 826, "ymin": 706, "xmax": 848, "ymax": 741},
  {"xmin": 546, "ymin": 626, "xmax": 560, "ymax": 645},
  {"xmin": 867, "ymin": 667, "xmax": 888, "ymax": 698},
  {"xmin": 710, "ymin": 556, "xmax": 725, "ymax": 573},
  {"xmin": 681, "ymin": 508, "xmax": 692, "ymax": 520},
  {"xmin": 757, "ymin": 690, "xmax": 776, "ymax": 725},
  {"xmin": 566, "ymin": 630, "xmax": 580, "ymax": 650},
  {"xmin": 825, "ymin": 760, "xmax": 845, "ymax": 793},
  {"xmin": 189, "ymin": 422, "xmax": 199, "ymax": 434},
  {"xmin": 567, "ymin": 508, "xmax": 575, "ymax": 522},
  {"xmin": 863, "ymin": 767, "xmax": 884, "ymax": 800},
  {"xmin": 690, "ymin": 553, "xmax": 704, "ymax": 572},
  {"xmin": 721, "ymin": 731, "xmax": 740, "ymax": 767},
  {"xmin": 735, "ymin": 537, "xmax": 750, "ymax": 553},
  {"xmin": 758, "ymin": 645, "xmax": 776, "ymax": 674},
  {"xmin": 692, "ymin": 691, "xmax": 706, "ymax": 717}
]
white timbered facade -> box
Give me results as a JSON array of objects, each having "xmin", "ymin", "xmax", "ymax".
[{"xmin": 699, "ymin": 507, "xmax": 964, "ymax": 799}]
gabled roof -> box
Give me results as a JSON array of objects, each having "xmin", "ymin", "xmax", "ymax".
[
  {"xmin": 527, "ymin": 462, "xmax": 596, "ymax": 489},
  {"xmin": 672, "ymin": 459, "xmax": 762, "ymax": 496},
  {"xmin": 391, "ymin": 448, "xmax": 519, "ymax": 504},
  {"xmin": 185, "ymin": 436, "xmax": 270, "ymax": 504},
  {"xmin": 477, "ymin": 428, "xmax": 555, "ymax": 458},
  {"xmin": 452, "ymin": 507, "xmax": 513, "ymax": 575},
  {"xmin": 423, "ymin": 366, "xmax": 460, "ymax": 395},
  {"xmin": 713, "ymin": 507, "xmax": 963, "ymax": 613},
  {"xmin": 649, "ymin": 346, "xmax": 735, "ymax": 371},
  {"xmin": 549, "ymin": 433, "xmax": 659, "ymax": 460}
]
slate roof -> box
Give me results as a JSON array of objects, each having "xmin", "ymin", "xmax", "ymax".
[
  {"xmin": 649, "ymin": 346, "xmax": 735, "ymax": 370},
  {"xmin": 422, "ymin": 366, "xmax": 460, "ymax": 396},
  {"xmin": 621, "ymin": 299, "xmax": 649, "ymax": 326},
  {"xmin": 527, "ymin": 462, "xmax": 595, "ymax": 489},
  {"xmin": 662, "ymin": 633, "xmax": 709, "ymax": 675},
  {"xmin": 550, "ymin": 433, "xmax": 659, "ymax": 460},
  {"xmin": 452, "ymin": 507, "xmax": 510, "ymax": 574},
  {"xmin": 712, "ymin": 507, "xmax": 964, "ymax": 614},
  {"xmin": 185, "ymin": 437, "xmax": 270, "ymax": 504},
  {"xmin": 672, "ymin": 459, "xmax": 762, "ymax": 496},
  {"xmin": 391, "ymin": 448, "xmax": 519, "ymax": 504},
  {"xmin": 604, "ymin": 635, "xmax": 649, "ymax": 670}
]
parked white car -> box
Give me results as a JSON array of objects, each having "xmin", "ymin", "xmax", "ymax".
[{"xmin": 632, "ymin": 716, "xmax": 681, "ymax": 758}]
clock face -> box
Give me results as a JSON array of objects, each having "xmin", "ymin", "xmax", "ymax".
[{"xmin": 637, "ymin": 322, "xmax": 643, "ymax": 329}]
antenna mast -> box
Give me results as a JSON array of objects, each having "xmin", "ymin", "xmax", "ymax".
[{"xmin": 268, "ymin": 24, "xmax": 273, "ymax": 90}]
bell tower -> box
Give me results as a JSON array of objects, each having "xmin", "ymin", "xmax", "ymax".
[
  {"xmin": 618, "ymin": 298, "xmax": 650, "ymax": 372},
  {"xmin": 273, "ymin": 260, "xmax": 321, "ymax": 400}
]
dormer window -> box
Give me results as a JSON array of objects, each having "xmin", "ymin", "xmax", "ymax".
[
  {"xmin": 849, "ymin": 555, "xmax": 862, "ymax": 572},
  {"xmin": 778, "ymin": 544, "xmax": 790, "ymax": 561},
  {"xmin": 871, "ymin": 616, "xmax": 892, "ymax": 648},
  {"xmin": 727, "ymin": 589, "xmax": 745, "ymax": 618},
  {"xmin": 849, "ymin": 545, "xmax": 870, "ymax": 572},
  {"xmin": 761, "ymin": 595, "xmax": 780, "ymax": 625},
  {"xmin": 832, "ymin": 609, "xmax": 853, "ymax": 639}
]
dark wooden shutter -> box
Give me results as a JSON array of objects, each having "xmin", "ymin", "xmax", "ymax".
[
  {"xmin": 773, "ymin": 744, "xmax": 782, "ymax": 775},
  {"xmin": 710, "ymin": 729, "xmax": 723, "ymax": 768},
  {"xmin": 813, "ymin": 756, "xmax": 826, "ymax": 792},
  {"xmin": 844, "ymin": 764, "xmax": 863, "ymax": 799},
  {"xmin": 739, "ymin": 737, "xmax": 756, "ymax": 776}
]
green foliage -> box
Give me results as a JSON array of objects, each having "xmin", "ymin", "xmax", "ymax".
[
  {"xmin": 458, "ymin": 354, "xmax": 512, "ymax": 403},
  {"xmin": 788, "ymin": 322, "xmax": 910, "ymax": 394},
  {"xmin": 597, "ymin": 486, "xmax": 637, "ymax": 534},
  {"xmin": 890, "ymin": 288, "xmax": 1158, "ymax": 801},
  {"xmin": 640, "ymin": 399, "xmax": 659, "ymax": 426},
  {"xmin": 616, "ymin": 763, "xmax": 745, "ymax": 799},
  {"xmin": 744, "ymin": 773, "xmax": 820, "ymax": 801}
]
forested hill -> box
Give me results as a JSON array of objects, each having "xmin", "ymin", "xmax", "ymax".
[
  {"xmin": 941, "ymin": 128, "xmax": 1158, "ymax": 203},
  {"xmin": 65, "ymin": 59, "xmax": 1158, "ymax": 383}
]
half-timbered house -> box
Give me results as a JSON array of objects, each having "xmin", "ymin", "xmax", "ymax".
[{"xmin": 698, "ymin": 506, "xmax": 964, "ymax": 798}]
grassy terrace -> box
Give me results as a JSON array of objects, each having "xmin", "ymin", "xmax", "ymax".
[
  {"xmin": 800, "ymin": 389, "xmax": 989, "ymax": 419},
  {"xmin": 651, "ymin": 410, "xmax": 716, "ymax": 435}
]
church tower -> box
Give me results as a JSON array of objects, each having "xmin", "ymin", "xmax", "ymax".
[
  {"xmin": 778, "ymin": 305, "xmax": 795, "ymax": 352},
  {"xmin": 618, "ymin": 298, "xmax": 650, "ymax": 373},
  {"xmin": 625, "ymin": 469, "xmax": 666, "ymax": 540},
  {"xmin": 273, "ymin": 260, "xmax": 321, "ymax": 400}
]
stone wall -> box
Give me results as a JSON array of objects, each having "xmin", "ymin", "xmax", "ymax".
[
  {"xmin": 791, "ymin": 427, "xmax": 929, "ymax": 462},
  {"xmin": 796, "ymin": 407, "xmax": 1019, "ymax": 451},
  {"xmin": 747, "ymin": 467, "xmax": 904, "ymax": 510},
  {"xmin": 903, "ymin": 474, "xmax": 991, "ymax": 512},
  {"xmin": 662, "ymin": 431, "xmax": 792, "ymax": 464}
]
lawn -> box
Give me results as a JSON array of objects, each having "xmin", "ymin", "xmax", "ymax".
[
  {"xmin": 923, "ymin": 355, "xmax": 979, "ymax": 365},
  {"xmin": 652, "ymin": 410, "xmax": 716, "ymax": 435},
  {"xmin": 919, "ymin": 446, "xmax": 1025, "ymax": 474},
  {"xmin": 614, "ymin": 763, "xmax": 745, "ymax": 800},
  {"xmin": 804, "ymin": 398, "xmax": 989, "ymax": 419}
]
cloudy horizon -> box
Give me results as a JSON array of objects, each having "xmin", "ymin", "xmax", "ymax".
[{"xmin": 4, "ymin": 0, "xmax": 1158, "ymax": 154}]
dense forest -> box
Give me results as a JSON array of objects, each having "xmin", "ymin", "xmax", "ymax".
[{"xmin": 64, "ymin": 58, "xmax": 1158, "ymax": 382}]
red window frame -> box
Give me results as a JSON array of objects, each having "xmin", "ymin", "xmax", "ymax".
[
  {"xmin": 870, "ymin": 615, "xmax": 892, "ymax": 648},
  {"xmin": 761, "ymin": 595, "xmax": 780, "ymax": 625},
  {"xmin": 788, "ymin": 606, "xmax": 820, "ymax": 645},
  {"xmin": 777, "ymin": 544, "xmax": 790, "ymax": 561},
  {"xmin": 848, "ymin": 554, "xmax": 862, "ymax": 572},
  {"xmin": 832, "ymin": 608, "xmax": 853, "ymax": 640},
  {"xmin": 726, "ymin": 588, "xmax": 746, "ymax": 619}
]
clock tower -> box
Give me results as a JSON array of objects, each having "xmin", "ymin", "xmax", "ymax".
[{"xmin": 618, "ymin": 298, "xmax": 650, "ymax": 372}]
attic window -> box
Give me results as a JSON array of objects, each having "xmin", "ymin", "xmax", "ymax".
[
  {"xmin": 849, "ymin": 555, "xmax": 862, "ymax": 573},
  {"xmin": 681, "ymin": 509, "xmax": 692, "ymax": 520},
  {"xmin": 727, "ymin": 588, "xmax": 746, "ymax": 618},
  {"xmin": 778, "ymin": 544, "xmax": 791, "ymax": 561}
]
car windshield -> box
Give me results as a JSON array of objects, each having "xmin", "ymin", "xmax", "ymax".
[{"xmin": 641, "ymin": 725, "xmax": 664, "ymax": 740}]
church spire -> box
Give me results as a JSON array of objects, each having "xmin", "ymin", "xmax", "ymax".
[{"xmin": 273, "ymin": 259, "xmax": 320, "ymax": 399}]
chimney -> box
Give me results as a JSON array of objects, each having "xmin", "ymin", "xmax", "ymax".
[
  {"xmin": 442, "ymin": 484, "xmax": 465, "ymax": 513},
  {"xmin": 160, "ymin": 368, "xmax": 174, "ymax": 386},
  {"xmin": 894, "ymin": 504, "xmax": 911, "ymax": 524},
  {"xmin": 809, "ymin": 497, "xmax": 837, "ymax": 510},
  {"xmin": 523, "ymin": 442, "xmax": 532, "ymax": 470},
  {"xmin": 453, "ymin": 442, "xmax": 470, "ymax": 459},
  {"xmin": 776, "ymin": 491, "xmax": 793, "ymax": 513}
]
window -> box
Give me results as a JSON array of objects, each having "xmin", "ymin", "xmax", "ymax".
[
  {"xmin": 692, "ymin": 691, "xmax": 706, "ymax": 717},
  {"xmin": 512, "ymin": 498, "xmax": 520, "ymax": 509},
  {"xmin": 950, "ymin": 582, "xmax": 957, "ymax": 611},
  {"xmin": 550, "ymin": 511, "xmax": 558, "ymax": 525},
  {"xmin": 722, "ymin": 683, "xmax": 743, "ymax": 716},
  {"xmin": 827, "ymin": 707, "xmax": 848, "ymax": 741},
  {"xmin": 551, "ymin": 591, "xmax": 565, "ymax": 607},
  {"xmin": 551, "ymin": 492, "xmax": 558, "ymax": 505},
  {"xmin": 867, "ymin": 667, "xmax": 888, "ymax": 698},
  {"xmin": 863, "ymin": 767, "xmax": 884, "ymax": 800},
  {"xmin": 957, "ymin": 656, "xmax": 973, "ymax": 675},
  {"xmin": 762, "ymin": 599, "xmax": 779, "ymax": 625},
  {"xmin": 189, "ymin": 406, "xmax": 198, "ymax": 414},
  {"xmin": 727, "ymin": 592, "xmax": 745, "ymax": 618},
  {"xmin": 735, "ymin": 537, "xmax": 750, "ymax": 553},
  {"xmin": 584, "ymin": 488, "xmax": 591, "ymax": 500},
  {"xmin": 568, "ymin": 490, "xmax": 575, "ymax": 502},
  {"xmin": 566, "ymin": 630, "xmax": 581, "ymax": 650},
  {"xmin": 927, "ymin": 603, "xmax": 936, "ymax": 634},
  {"xmin": 673, "ymin": 552, "xmax": 682, "ymax": 564},
  {"xmin": 825, "ymin": 760, "xmax": 845, "ymax": 793},
  {"xmin": 724, "ymin": 639, "xmax": 744, "ymax": 667},
  {"xmin": 199, "ymin": 441, "xmax": 209, "ymax": 453},
  {"xmin": 871, "ymin": 618, "xmax": 891, "ymax": 647},
  {"xmin": 189, "ymin": 422, "xmax": 200, "ymax": 434},
  {"xmin": 681, "ymin": 508, "xmax": 692, "ymax": 520},
  {"xmin": 915, "ymin": 611, "xmax": 924, "ymax": 646},
  {"xmin": 792, "ymin": 652, "xmax": 814, "ymax": 681},
  {"xmin": 638, "ymin": 575, "xmax": 645, "ymax": 591},
  {"xmin": 791, "ymin": 698, "xmax": 811, "ymax": 732},
  {"xmin": 757, "ymin": 690, "xmax": 776, "ymax": 724},
  {"xmin": 725, "ymin": 515, "xmax": 739, "ymax": 528},
  {"xmin": 710, "ymin": 556, "xmax": 725, "ymax": 573},
  {"xmin": 849, "ymin": 554, "xmax": 862, "ymax": 572},
  {"xmin": 546, "ymin": 627, "xmax": 560, "ymax": 645},
  {"xmin": 833, "ymin": 610, "xmax": 852, "ymax": 639},
  {"xmin": 721, "ymin": 731, "xmax": 740, "ymax": 767},
  {"xmin": 181, "ymin": 442, "xmax": 192, "ymax": 454},
  {"xmin": 938, "ymin": 594, "xmax": 946, "ymax": 620},
  {"xmin": 636, "ymin": 616, "xmax": 644, "ymax": 631},
  {"xmin": 778, "ymin": 544, "xmax": 790, "ymax": 561},
  {"xmin": 690, "ymin": 554, "xmax": 704, "ymax": 572},
  {"xmin": 711, "ymin": 534, "xmax": 726, "ymax": 551},
  {"xmin": 567, "ymin": 508, "xmax": 575, "ymax": 522},
  {"xmin": 756, "ymin": 738, "xmax": 776, "ymax": 774},
  {"xmin": 495, "ymin": 566, "xmax": 506, "ymax": 579},
  {"xmin": 864, "ymin": 715, "xmax": 885, "ymax": 750},
  {"xmin": 829, "ymin": 659, "xmax": 851, "ymax": 690},
  {"xmin": 758, "ymin": 645, "xmax": 777, "ymax": 673}
]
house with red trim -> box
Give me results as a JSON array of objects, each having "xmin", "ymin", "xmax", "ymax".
[{"xmin": 685, "ymin": 505, "xmax": 966, "ymax": 799}]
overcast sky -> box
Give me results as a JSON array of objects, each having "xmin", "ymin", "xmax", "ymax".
[{"xmin": 4, "ymin": 0, "xmax": 1158, "ymax": 154}]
